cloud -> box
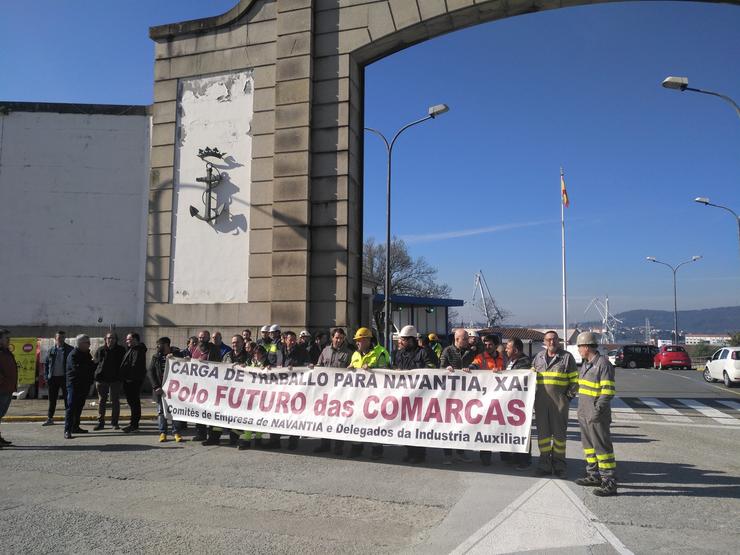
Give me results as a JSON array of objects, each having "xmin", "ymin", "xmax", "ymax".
[{"xmin": 402, "ymin": 219, "xmax": 557, "ymax": 244}]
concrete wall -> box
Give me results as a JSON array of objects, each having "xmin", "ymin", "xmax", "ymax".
[
  {"xmin": 171, "ymin": 70, "xmax": 254, "ymax": 304},
  {"xmin": 0, "ymin": 103, "xmax": 150, "ymax": 332},
  {"xmin": 146, "ymin": 0, "xmax": 740, "ymax": 345}
]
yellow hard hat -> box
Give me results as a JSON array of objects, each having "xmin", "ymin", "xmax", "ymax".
[
  {"xmin": 428, "ymin": 333, "xmax": 439, "ymax": 341},
  {"xmin": 353, "ymin": 327, "xmax": 373, "ymax": 340}
]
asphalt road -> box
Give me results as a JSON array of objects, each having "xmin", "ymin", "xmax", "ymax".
[{"xmin": 1, "ymin": 367, "xmax": 738, "ymax": 554}]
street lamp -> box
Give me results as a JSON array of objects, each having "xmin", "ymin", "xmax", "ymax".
[
  {"xmin": 365, "ymin": 103, "xmax": 450, "ymax": 353},
  {"xmin": 661, "ymin": 76, "xmax": 740, "ymax": 120},
  {"xmin": 645, "ymin": 255, "xmax": 703, "ymax": 345},
  {"xmin": 694, "ymin": 197, "xmax": 740, "ymax": 258}
]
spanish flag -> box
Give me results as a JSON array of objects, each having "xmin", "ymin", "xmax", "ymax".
[{"xmin": 560, "ymin": 172, "xmax": 570, "ymax": 208}]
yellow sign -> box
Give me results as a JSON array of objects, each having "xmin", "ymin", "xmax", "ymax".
[{"xmin": 9, "ymin": 337, "xmax": 38, "ymax": 385}]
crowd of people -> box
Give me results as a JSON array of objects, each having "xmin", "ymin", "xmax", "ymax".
[{"xmin": 0, "ymin": 325, "xmax": 617, "ymax": 496}]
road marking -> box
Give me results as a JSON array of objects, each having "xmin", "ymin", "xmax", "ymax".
[
  {"xmin": 673, "ymin": 399, "xmax": 740, "ymax": 426},
  {"xmin": 620, "ymin": 419, "xmax": 740, "ymax": 430},
  {"xmin": 611, "ymin": 397, "xmax": 642, "ymax": 419},
  {"xmin": 639, "ymin": 398, "xmax": 692, "ymax": 423},
  {"xmin": 665, "ymin": 371, "xmax": 740, "ymax": 397},
  {"xmin": 716, "ymin": 399, "xmax": 740, "ymax": 412},
  {"xmin": 451, "ymin": 479, "xmax": 634, "ymax": 555}
]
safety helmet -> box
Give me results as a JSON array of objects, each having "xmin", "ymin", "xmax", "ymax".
[
  {"xmin": 469, "ymin": 330, "xmax": 480, "ymax": 338},
  {"xmin": 299, "ymin": 330, "xmax": 311, "ymax": 338},
  {"xmin": 576, "ymin": 332, "xmax": 598, "ymax": 346},
  {"xmin": 428, "ymin": 333, "xmax": 439, "ymax": 341},
  {"xmin": 399, "ymin": 325, "xmax": 417, "ymax": 338},
  {"xmin": 353, "ymin": 327, "xmax": 373, "ymax": 340},
  {"xmin": 269, "ymin": 324, "xmax": 281, "ymax": 333},
  {"xmin": 260, "ymin": 325, "xmax": 270, "ymax": 333}
]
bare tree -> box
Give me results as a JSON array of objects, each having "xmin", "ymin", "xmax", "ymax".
[{"xmin": 363, "ymin": 236, "xmax": 451, "ymax": 298}]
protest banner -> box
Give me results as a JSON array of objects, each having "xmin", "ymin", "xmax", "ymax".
[
  {"xmin": 163, "ymin": 359, "xmax": 535, "ymax": 451},
  {"xmin": 9, "ymin": 337, "xmax": 38, "ymax": 385}
]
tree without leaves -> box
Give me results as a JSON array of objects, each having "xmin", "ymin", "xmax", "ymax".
[{"xmin": 363, "ymin": 236, "xmax": 451, "ymax": 298}]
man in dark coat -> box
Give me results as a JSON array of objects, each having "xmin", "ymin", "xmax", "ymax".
[
  {"xmin": 64, "ymin": 335, "xmax": 96, "ymax": 439},
  {"xmin": 274, "ymin": 331, "xmax": 311, "ymax": 450},
  {"xmin": 43, "ymin": 331, "xmax": 73, "ymax": 426},
  {"xmin": 93, "ymin": 332, "xmax": 126, "ymax": 430},
  {"xmin": 120, "ymin": 332, "xmax": 147, "ymax": 433},
  {"xmin": 148, "ymin": 337, "xmax": 183, "ymax": 442}
]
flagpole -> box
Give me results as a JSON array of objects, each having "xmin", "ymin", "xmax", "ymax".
[{"xmin": 561, "ymin": 167, "xmax": 568, "ymax": 345}]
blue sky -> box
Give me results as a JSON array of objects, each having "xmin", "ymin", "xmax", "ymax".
[{"xmin": 1, "ymin": 1, "xmax": 738, "ymax": 325}]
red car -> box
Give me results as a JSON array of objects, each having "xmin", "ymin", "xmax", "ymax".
[{"xmin": 653, "ymin": 345, "xmax": 692, "ymax": 370}]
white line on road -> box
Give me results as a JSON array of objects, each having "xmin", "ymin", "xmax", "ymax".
[
  {"xmin": 674, "ymin": 399, "xmax": 740, "ymax": 426},
  {"xmin": 611, "ymin": 397, "xmax": 643, "ymax": 419},
  {"xmin": 555, "ymin": 480, "xmax": 634, "ymax": 555},
  {"xmin": 640, "ymin": 398, "xmax": 692, "ymax": 423},
  {"xmin": 716, "ymin": 399, "xmax": 740, "ymax": 412}
]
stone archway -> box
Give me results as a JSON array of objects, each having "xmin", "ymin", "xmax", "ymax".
[{"xmin": 145, "ymin": 0, "xmax": 739, "ymax": 341}]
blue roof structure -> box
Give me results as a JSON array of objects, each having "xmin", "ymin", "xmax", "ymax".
[{"xmin": 372, "ymin": 294, "xmax": 464, "ymax": 308}]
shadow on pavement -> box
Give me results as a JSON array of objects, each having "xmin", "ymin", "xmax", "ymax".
[{"xmin": 617, "ymin": 459, "xmax": 740, "ymax": 499}]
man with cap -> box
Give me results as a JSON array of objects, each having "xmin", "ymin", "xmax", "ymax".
[
  {"xmin": 531, "ymin": 330, "xmax": 578, "ymax": 477},
  {"xmin": 348, "ymin": 327, "xmax": 389, "ymax": 459},
  {"xmin": 266, "ymin": 324, "xmax": 282, "ymax": 366},
  {"xmin": 257, "ymin": 325, "xmax": 271, "ymax": 347},
  {"xmin": 392, "ymin": 325, "xmax": 435, "ymax": 464},
  {"xmin": 575, "ymin": 332, "xmax": 618, "ymax": 496}
]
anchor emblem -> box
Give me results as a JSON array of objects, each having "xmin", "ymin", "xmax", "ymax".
[{"xmin": 189, "ymin": 146, "xmax": 226, "ymax": 223}]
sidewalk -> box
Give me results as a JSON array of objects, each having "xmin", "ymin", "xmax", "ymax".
[{"xmin": 3, "ymin": 398, "xmax": 158, "ymax": 422}]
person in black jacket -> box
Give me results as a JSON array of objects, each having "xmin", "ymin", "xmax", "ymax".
[
  {"xmin": 148, "ymin": 337, "xmax": 183, "ymax": 443},
  {"xmin": 93, "ymin": 332, "xmax": 126, "ymax": 430},
  {"xmin": 274, "ymin": 331, "xmax": 311, "ymax": 450},
  {"xmin": 393, "ymin": 325, "xmax": 435, "ymax": 464},
  {"xmin": 64, "ymin": 335, "xmax": 96, "ymax": 439},
  {"xmin": 43, "ymin": 331, "xmax": 73, "ymax": 426},
  {"xmin": 120, "ymin": 332, "xmax": 147, "ymax": 433}
]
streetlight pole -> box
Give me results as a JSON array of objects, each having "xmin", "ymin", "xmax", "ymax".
[
  {"xmin": 694, "ymin": 197, "xmax": 740, "ymax": 259},
  {"xmin": 645, "ymin": 256, "xmax": 702, "ymax": 344},
  {"xmin": 365, "ymin": 104, "xmax": 449, "ymax": 353},
  {"xmin": 662, "ymin": 76, "xmax": 740, "ymax": 120}
]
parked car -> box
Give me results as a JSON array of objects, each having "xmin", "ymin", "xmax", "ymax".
[
  {"xmin": 614, "ymin": 344, "xmax": 659, "ymax": 368},
  {"xmin": 607, "ymin": 349, "xmax": 618, "ymax": 366},
  {"xmin": 653, "ymin": 345, "xmax": 692, "ymax": 370},
  {"xmin": 702, "ymin": 346, "xmax": 740, "ymax": 388}
]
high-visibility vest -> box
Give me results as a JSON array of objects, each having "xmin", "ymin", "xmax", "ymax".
[
  {"xmin": 349, "ymin": 345, "xmax": 389, "ymax": 369},
  {"xmin": 472, "ymin": 351, "xmax": 504, "ymax": 371},
  {"xmin": 432, "ymin": 342, "xmax": 442, "ymax": 359}
]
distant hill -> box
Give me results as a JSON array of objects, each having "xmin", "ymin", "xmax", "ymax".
[{"xmin": 606, "ymin": 306, "xmax": 740, "ymax": 333}]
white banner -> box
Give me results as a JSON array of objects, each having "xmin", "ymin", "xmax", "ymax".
[{"xmin": 163, "ymin": 359, "xmax": 535, "ymax": 452}]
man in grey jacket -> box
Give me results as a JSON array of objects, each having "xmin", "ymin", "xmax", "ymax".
[
  {"xmin": 575, "ymin": 332, "xmax": 618, "ymax": 497},
  {"xmin": 43, "ymin": 331, "xmax": 73, "ymax": 426},
  {"xmin": 314, "ymin": 328, "xmax": 353, "ymax": 455}
]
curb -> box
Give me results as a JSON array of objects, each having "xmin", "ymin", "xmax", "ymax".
[{"xmin": 4, "ymin": 414, "xmax": 158, "ymax": 423}]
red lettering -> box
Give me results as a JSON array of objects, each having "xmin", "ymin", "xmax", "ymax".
[
  {"xmin": 215, "ymin": 385, "xmax": 228, "ymax": 406},
  {"xmin": 363, "ymin": 395, "xmax": 379, "ymax": 419},
  {"xmin": 400, "ymin": 396, "xmax": 423, "ymax": 421},
  {"xmin": 244, "ymin": 389, "xmax": 260, "ymax": 410},
  {"xmin": 381, "ymin": 397, "xmax": 399, "ymax": 419},
  {"xmin": 228, "ymin": 387, "xmax": 244, "ymax": 409},
  {"xmin": 275, "ymin": 391, "xmax": 291, "ymax": 413},
  {"xmin": 445, "ymin": 398, "xmax": 463, "ymax": 423},
  {"xmin": 507, "ymin": 399, "xmax": 526, "ymax": 426},
  {"xmin": 483, "ymin": 399, "xmax": 505, "ymax": 425},
  {"xmin": 166, "ymin": 379, "xmax": 180, "ymax": 398},
  {"xmin": 290, "ymin": 393, "xmax": 306, "ymax": 414},
  {"xmin": 423, "ymin": 398, "xmax": 443, "ymax": 422},
  {"xmin": 342, "ymin": 400, "xmax": 354, "ymax": 417},
  {"xmin": 464, "ymin": 399, "xmax": 482, "ymax": 424}
]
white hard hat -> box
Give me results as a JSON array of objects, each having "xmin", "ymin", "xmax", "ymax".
[
  {"xmin": 469, "ymin": 330, "xmax": 480, "ymax": 338},
  {"xmin": 399, "ymin": 325, "xmax": 418, "ymax": 338},
  {"xmin": 260, "ymin": 325, "xmax": 270, "ymax": 333},
  {"xmin": 299, "ymin": 330, "xmax": 311, "ymax": 337},
  {"xmin": 577, "ymin": 331, "xmax": 598, "ymax": 346},
  {"xmin": 269, "ymin": 324, "xmax": 281, "ymax": 333}
]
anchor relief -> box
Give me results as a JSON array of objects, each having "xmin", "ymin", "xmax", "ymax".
[{"xmin": 189, "ymin": 146, "xmax": 226, "ymax": 223}]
